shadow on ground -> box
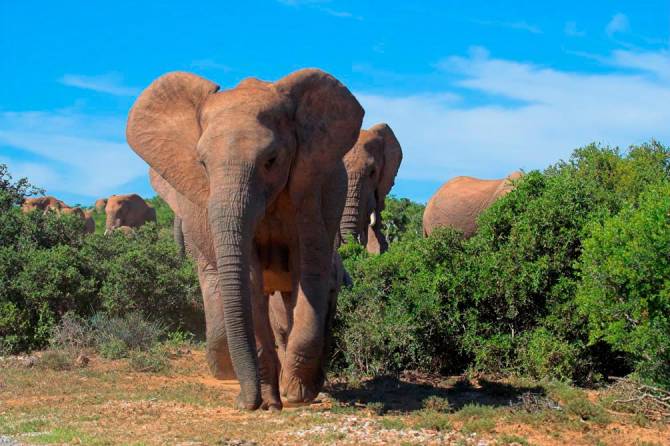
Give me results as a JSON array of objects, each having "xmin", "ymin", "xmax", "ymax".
[{"xmin": 326, "ymin": 372, "xmax": 546, "ymax": 413}]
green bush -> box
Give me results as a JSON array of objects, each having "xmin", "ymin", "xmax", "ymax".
[
  {"xmin": 336, "ymin": 142, "xmax": 670, "ymax": 385},
  {"xmin": 381, "ymin": 196, "xmax": 425, "ymax": 243},
  {"xmin": 91, "ymin": 312, "xmax": 165, "ymax": 353},
  {"xmin": 0, "ymin": 164, "xmax": 202, "ymax": 353},
  {"xmin": 577, "ymin": 182, "xmax": 670, "ymax": 386},
  {"xmin": 127, "ymin": 347, "xmax": 170, "ymax": 373},
  {"xmin": 335, "ymin": 227, "xmax": 466, "ymax": 376}
]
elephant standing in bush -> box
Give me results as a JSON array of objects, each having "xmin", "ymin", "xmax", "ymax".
[
  {"xmin": 339, "ymin": 124, "xmax": 402, "ymax": 254},
  {"xmin": 128, "ymin": 69, "xmax": 363, "ymax": 410},
  {"xmin": 423, "ymin": 171, "xmax": 522, "ymax": 237},
  {"xmin": 22, "ymin": 196, "xmax": 95, "ymax": 234},
  {"xmin": 95, "ymin": 198, "xmax": 108, "ymax": 213},
  {"xmin": 104, "ymin": 194, "xmax": 156, "ymax": 234}
]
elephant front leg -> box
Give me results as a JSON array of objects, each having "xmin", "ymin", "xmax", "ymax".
[
  {"xmin": 281, "ymin": 217, "xmax": 333, "ymax": 404},
  {"xmin": 250, "ymin": 256, "xmax": 282, "ymax": 411},
  {"xmin": 198, "ymin": 256, "xmax": 236, "ymax": 380},
  {"xmin": 268, "ymin": 291, "xmax": 293, "ymax": 381}
]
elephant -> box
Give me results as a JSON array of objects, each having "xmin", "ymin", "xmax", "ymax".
[
  {"xmin": 21, "ymin": 196, "xmax": 68, "ymax": 213},
  {"xmin": 83, "ymin": 210, "xmax": 96, "ymax": 234},
  {"xmin": 95, "ymin": 198, "xmax": 108, "ymax": 213},
  {"xmin": 423, "ymin": 171, "xmax": 523, "ymax": 238},
  {"xmin": 22, "ymin": 196, "xmax": 95, "ymax": 234},
  {"xmin": 339, "ymin": 123, "xmax": 402, "ymax": 254},
  {"xmin": 103, "ymin": 193, "xmax": 156, "ymax": 234},
  {"xmin": 152, "ymin": 168, "xmax": 345, "ymax": 404},
  {"xmin": 127, "ymin": 68, "xmax": 364, "ymax": 410}
]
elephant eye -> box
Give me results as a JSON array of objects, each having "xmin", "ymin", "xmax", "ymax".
[
  {"xmin": 264, "ymin": 155, "xmax": 278, "ymax": 171},
  {"xmin": 369, "ymin": 169, "xmax": 376, "ymax": 178}
]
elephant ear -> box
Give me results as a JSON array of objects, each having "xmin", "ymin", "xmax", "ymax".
[
  {"xmin": 149, "ymin": 168, "xmax": 181, "ymax": 216},
  {"xmin": 127, "ymin": 72, "xmax": 220, "ymax": 208},
  {"xmin": 274, "ymin": 69, "xmax": 364, "ymax": 202},
  {"xmin": 370, "ymin": 123, "xmax": 402, "ymax": 209}
]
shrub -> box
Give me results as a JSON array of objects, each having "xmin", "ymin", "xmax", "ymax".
[
  {"xmin": 85, "ymin": 225, "xmax": 203, "ymax": 333},
  {"xmin": 91, "ymin": 312, "xmax": 165, "ymax": 353},
  {"xmin": 49, "ymin": 312, "xmax": 94, "ymax": 353},
  {"xmin": 577, "ymin": 182, "xmax": 670, "ymax": 386},
  {"xmin": 334, "ymin": 228, "xmax": 466, "ymax": 376},
  {"xmin": 127, "ymin": 347, "xmax": 169, "ymax": 373},
  {"xmin": 381, "ymin": 196, "xmax": 425, "ymax": 243},
  {"xmin": 38, "ymin": 350, "xmax": 73, "ymax": 371},
  {"xmin": 335, "ymin": 142, "xmax": 669, "ymax": 385}
]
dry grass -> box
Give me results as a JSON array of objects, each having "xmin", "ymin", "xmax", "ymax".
[{"xmin": 0, "ymin": 349, "xmax": 668, "ymax": 446}]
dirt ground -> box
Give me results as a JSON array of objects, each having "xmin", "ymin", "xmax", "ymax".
[{"xmin": 0, "ymin": 349, "xmax": 667, "ymax": 446}]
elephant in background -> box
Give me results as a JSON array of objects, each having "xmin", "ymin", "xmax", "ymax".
[
  {"xmin": 128, "ymin": 69, "xmax": 363, "ymax": 410},
  {"xmin": 22, "ymin": 196, "xmax": 95, "ymax": 234},
  {"xmin": 95, "ymin": 198, "xmax": 108, "ymax": 213},
  {"xmin": 21, "ymin": 196, "xmax": 68, "ymax": 213},
  {"xmin": 423, "ymin": 171, "xmax": 523, "ymax": 238},
  {"xmin": 104, "ymin": 194, "xmax": 156, "ymax": 234},
  {"xmin": 339, "ymin": 124, "xmax": 402, "ymax": 254}
]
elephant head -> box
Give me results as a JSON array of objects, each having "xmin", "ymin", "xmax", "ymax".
[
  {"xmin": 340, "ymin": 123, "xmax": 402, "ymax": 253},
  {"xmin": 103, "ymin": 194, "xmax": 156, "ymax": 234},
  {"xmin": 127, "ymin": 69, "xmax": 363, "ymax": 409}
]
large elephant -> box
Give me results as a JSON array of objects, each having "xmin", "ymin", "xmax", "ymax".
[
  {"xmin": 22, "ymin": 196, "xmax": 95, "ymax": 234},
  {"xmin": 339, "ymin": 124, "xmax": 402, "ymax": 254},
  {"xmin": 103, "ymin": 194, "xmax": 156, "ymax": 234},
  {"xmin": 423, "ymin": 171, "xmax": 522, "ymax": 238},
  {"xmin": 127, "ymin": 69, "xmax": 364, "ymax": 410}
]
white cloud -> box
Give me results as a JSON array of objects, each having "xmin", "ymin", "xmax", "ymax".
[
  {"xmin": 564, "ymin": 21, "xmax": 585, "ymax": 37},
  {"xmin": 606, "ymin": 13, "xmax": 630, "ymax": 37},
  {"xmin": 357, "ymin": 47, "xmax": 670, "ymax": 183},
  {"xmin": 60, "ymin": 73, "xmax": 139, "ymax": 96},
  {"xmin": 0, "ymin": 110, "xmax": 147, "ymax": 199},
  {"xmin": 610, "ymin": 49, "xmax": 670, "ymax": 80}
]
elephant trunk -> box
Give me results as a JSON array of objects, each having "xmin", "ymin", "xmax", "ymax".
[
  {"xmin": 208, "ymin": 163, "xmax": 263, "ymax": 410},
  {"xmin": 340, "ymin": 172, "xmax": 363, "ymax": 244},
  {"xmin": 173, "ymin": 216, "xmax": 186, "ymax": 258}
]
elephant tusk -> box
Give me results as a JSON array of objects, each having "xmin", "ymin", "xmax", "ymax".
[{"xmin": 369, "ymin": 211, "xmax": 376, "ymax": 227}]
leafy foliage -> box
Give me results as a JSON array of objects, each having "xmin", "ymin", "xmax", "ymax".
[
  {"xmin": 577, "ymin": 182, "xmax": 670, "ymax": 386},
  {"xmin": 336, "ymin": 142, "xmax": 670, "ymax": 386},
  {"xmin": 0, "ymin": 164, "xmax": 202, "ymax": 354},
  {"xmin": 381, "ymin": 196, "xmax": 425, "ymax": 243}
]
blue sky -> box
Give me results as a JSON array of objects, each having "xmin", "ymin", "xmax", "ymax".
[{"xmin": 1, "ymin": 1, "xmax": 669, "ymax": 205}]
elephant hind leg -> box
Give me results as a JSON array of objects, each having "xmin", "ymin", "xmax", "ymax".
[{"xmin": 198, "ymin": 256, "xmax": 236, "ymax": 380}]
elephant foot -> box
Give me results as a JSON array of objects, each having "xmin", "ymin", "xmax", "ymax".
[
  {"xmin": 235, "ymin": 392, "xmax": 262, "ymax": 411},
  {"xmin": 260, "ymin": 383, "xmax": 282, "ymax": 411},
  {"xmin": 280, "ymin": 371, "xmax": 321, "ymax": 404},
  {"xmin": 234, "ymin": 392, "xmax": 279, "ymax": 411}
]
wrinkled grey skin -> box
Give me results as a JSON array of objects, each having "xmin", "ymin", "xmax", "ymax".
[
  {"xmin": 173, "ymin": 216, "xmax": 186, "ymax": 258},
  {"xmin": 339, "ymin": 124, "xmax": 402, "ymax": 254},
  {"xmin": 129, "ymin": 69, "xmax": 363, "ymax": 410}
]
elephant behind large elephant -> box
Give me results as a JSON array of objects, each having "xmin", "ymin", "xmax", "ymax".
[
  {"xmin": 22, "ymin": 196, "xmax": 95, "ymax": 234},
  {"xmin": 423, "ymin": 171, "xmax": 522, "ymax": 238},
  {"xmin": 128, "ymin": 68, "xmax": 363, "ymax": 410},
  {"xmin": 104, "ymin": 194, "xmax": 156, "ymax": 234},
  {"xmin": 339, "ymin": 123, "xmax": 403, "ymax": 254}
]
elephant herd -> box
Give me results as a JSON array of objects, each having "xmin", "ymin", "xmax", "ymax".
[
  {"xmin": 22, "ymin": 193, "xmax": 156, "ymax": 235},
  {"xmin": 125, "ymin": 68, "xmax": 521, "ymax": 411}
]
